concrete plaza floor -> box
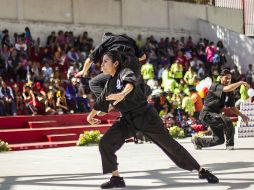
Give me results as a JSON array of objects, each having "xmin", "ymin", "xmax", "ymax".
[{"xmin": 0, "ymin": 137, "xmax": 254, "ymax": 190}]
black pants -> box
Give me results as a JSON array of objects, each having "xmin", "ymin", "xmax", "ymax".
[
  {"xmin": 197, "ymin": 110, "xmax": 235, "ymax": 147},
  {"xmin": 99, "ymin": 106, "xmax": 200, "ymax": 174}
]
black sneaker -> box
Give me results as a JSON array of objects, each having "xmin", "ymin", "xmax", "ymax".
[
  {"xmin": 199, "ymin": 168, "xmax": 219, "ymax": 183},
  {"xmin": 101, "ymin": 176, "xmax": 126, "ymax": 189}
]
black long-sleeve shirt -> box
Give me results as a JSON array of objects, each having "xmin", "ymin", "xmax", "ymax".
[{"xmin": 94, "ymin": 68, "xmax": 147, "ymax": 114}]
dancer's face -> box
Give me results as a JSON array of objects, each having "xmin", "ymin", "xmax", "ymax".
[
  {"xmin": 101, "ymin": 54, "xmax": 119, "ymax": 76},
  {"xmin": 220, "ymin": 74, "xmax": 231, "ymax": 86}
]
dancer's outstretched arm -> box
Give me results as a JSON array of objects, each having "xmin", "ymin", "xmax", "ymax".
[{"xmin": 75, "ymin": 57, "xmax": 93, "ymax": 78}]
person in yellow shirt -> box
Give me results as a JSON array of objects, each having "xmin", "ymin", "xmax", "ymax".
[
  {"xmin": 184, "ymin": 67, "xmax": 197, "ymax": 86},
  {"xmin": 141, "ymin": 61, "xmax": 154, "ymax": 80},
  {"xmin": 163, "ymin": 77, "xmax": 179, "ymax": 93},
  {"xmin": 170, "ymin": 59, "xmax": 183, "ymax": 82}
]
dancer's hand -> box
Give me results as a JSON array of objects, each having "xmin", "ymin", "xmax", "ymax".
[
  {"xmin": 87, "ymin": 117, "xmax": 101, "ymax": 125},
  {"xmin": 75, "ymin": 70, "xmax": 87, "ymax": 78},
  {"xmin": 241, "ymin": 114, "xmax": 250, "ymax": 125},
  {"xmin": 241, "ymin": 81, "xmax": 250, "ymax": 89},
  {"xmin": 87, "ymin": 109, "xmax": 101, "ymax": 125},
  {"xmin": 106, "ymin": 93, "xmax": 125, "ymax": 106}
]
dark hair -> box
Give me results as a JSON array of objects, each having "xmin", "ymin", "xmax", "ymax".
[
  {"xmin": 104, "ymin": 50, "xmax": 129, "ymax": 69},
  {"xmin": 189, "ymin": 86, "xmax": 197, "ymax": 93},
  {"xmin": 220, "ymin": 69, "xmax": 231, "ymax": 76}
]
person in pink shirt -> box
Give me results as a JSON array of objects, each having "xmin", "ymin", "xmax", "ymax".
[{"xmin": 205, "ymin": 42, "xmax": 217, "ymax": 74}]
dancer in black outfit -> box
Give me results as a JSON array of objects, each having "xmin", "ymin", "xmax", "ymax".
[
  {"xmin": 192, "ymin": 69, "xmax": 249, "ymax": 150},
  {"xmin": 87, "ymin": 50, "xmax": 219, "ymax": 189},
  {"xmin": 75, "ymin": 32, "xmax": 146, "ymax": 98}
]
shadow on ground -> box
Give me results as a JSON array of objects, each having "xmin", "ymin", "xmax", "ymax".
[{"xmin": 0, "ymin": 162, "xmax": 254, "ymax": 190}]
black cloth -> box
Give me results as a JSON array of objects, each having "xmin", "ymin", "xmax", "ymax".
[
  {"xmin": 203, "ymin": 83, "xmax": 235, "ymax": 113},
  {"xmin": 95, "ymin": 68, "xmax": 200, "ymax": 174},
  {"xmin": 198, "ymin": 83, "xmax": 235, "ymax": 147},
  {"xmin": 88, "ymin": 34, "xmax": 144, "ymax": 98},
  {"xmin": 89, "ymin": 34, "xmax": 143, "ymax": 64},
  {"xmin": 94, "ymin": 68, "xmax": 146, "ymax": 114}
]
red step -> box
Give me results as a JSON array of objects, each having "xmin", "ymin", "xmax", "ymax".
[
  {"xmin": 47, "ymin": 133, "xmax": 78, "ymax": 142},
  {"xmin": 0, "ymin": 112, "xmax": 120, "ymax": 129},
  {"xmin": 10, "ymin": 140, "xmax": 77, "ymax": 151},
  {"xmin": 0, "ymin": 124, "xmax": 111, "ymax": 144},
  {"xmin": 28, "ymin": 120, "xmax": 58, "ymax": 128}
]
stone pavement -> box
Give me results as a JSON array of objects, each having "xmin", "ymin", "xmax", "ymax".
[{"xmin": 0, "ymin": 137, "xmax": 254, "ymax": 190}]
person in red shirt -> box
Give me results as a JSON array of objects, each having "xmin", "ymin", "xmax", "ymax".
[{"xmin": 175, "ymin": 50, "xmax": 188, "ymax": 71}]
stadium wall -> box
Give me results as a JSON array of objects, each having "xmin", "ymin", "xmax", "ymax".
[{"xmin": 0, "ymin": 0, "xmax": 243, "ymax": 45}]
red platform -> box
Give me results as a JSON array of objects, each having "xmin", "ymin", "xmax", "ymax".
[{"xmin": 0, "ymin": 112, "xmax": 119, "ymax": 151}]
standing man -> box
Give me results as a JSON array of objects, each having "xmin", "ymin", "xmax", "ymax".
[
  {"xmin": 75, "ymin": 32, "xmax": 146, "ymax": 98},
  {"xmin": 192, "ymin": 69, "xmax": 249, "ymax": 150}
]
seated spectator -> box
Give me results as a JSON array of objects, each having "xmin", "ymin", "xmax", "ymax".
[
  {"xmin": 33, "ymin": 82, "xmax": 46, "ymax": 101},
  {"xmin": 24, "ymin": 27, "xmax": 33, "ymax": 48},
  {"xmin": 136, "ymin": 34, "xmax": 145, "ymax": 48},
  {"xmin": 65, "ymin": 77, "xmax": 79, "ymax": 113},
  {"xmin": 186, "ymin": 36, "xmax": 194, "ymax": 50},
  {"xmin": 67, "ymin": 47, "xmax": 79, "ymax": 63},
  {"xmin": 170, "ymin": 59, "xmax": 183, "ymax": 83},
  {"xmin": 12, "ymin": 83, "xmax": 24, "ymax": 113},
  {"xmin": 1, "ymin": 44, "xmax": 10, "ymax": 69},
  {"xmin": 216, "ymin": 40, "xmax": 227, "ymax": 66},
  {"xmin": 184, "ymin": 67, "xmax": 197, "ymax": 86},
  {"xmin": 7, "ymin": 49, "xmax": 19, "ymax": 81},
  {"xmin": 141, "ymin": 61, "xmax": 155, "ymax": 81},
  {"xmin": 205, "ymin": 41, "xmax": 217, "ymax": 72},
  {"xmin": 45, "ymin": 91, "xmax": 56, "ymax": 115},
  {"xmin": 41, "ymin": 60, "xmax": 53, "ymax": 82},
  {"xmin": 190, "ymin": 55, "xmax": 203, "ymax": 72},
  {"xmin": 76, "ymin": 79, "xmax": 90, "ymax": 112},
  {"xmin": 34, "ymin": 69, "xmax": 45, "ymax": 84},
  {"xmin": 197, "ymin": 63, "xmax": 205, "ymax": 80},
  {"xmin": 53, "ymin": 66, "xmax": 61, "ymax": 80},
  {"xmin": 56, "ymin": 91, "xmax": 68, "ymax": 114},
  {"xmin": 231, "ymin": 65, "xmax": 241, "ymax": 83},
  {"xmin": 22, "ymin": 84, "xmax": 40, "ymax": 115},
  {"xmin": 175, "ymin": 50, "xmax": 188, "ymax": 70},
  {"xmin": 16, "ymin": 55, "xmax": 29, "ymax": 82},
  {"xmin": 67, "ymin": 65, "xmax": 79, "ymax": 80},
  {"xmin": 1, "ymin": 29, "xmax": 12, "ymax": 47},
  {"xmin": 15, "ymin": 35, "xmax": 27, "ymax": 54},
  {"xmin": 0, "ymin": 81, "xmax": 17, "ymax": 115},
  {"xmin": 189, "ymin": 87, "xmax": 203, "ymax": 121}
]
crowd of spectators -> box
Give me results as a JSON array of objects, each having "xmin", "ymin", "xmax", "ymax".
[
  {"xmin": 0, "ymin": 27, "xmax": 94, "ymax": 116},
  {"xmin": 0, "ymin": 27, "xmax": 252, "ymax": 136}
]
